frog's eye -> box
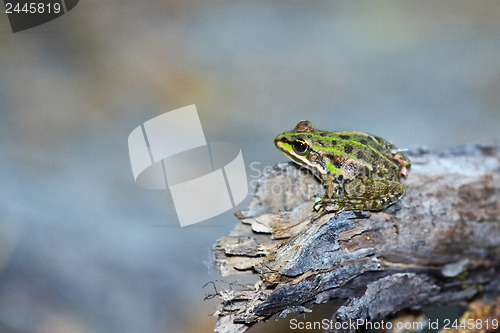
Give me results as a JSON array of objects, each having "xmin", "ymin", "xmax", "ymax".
[{"xmin": 292, "ymin": 139, "xmax": 309, "ymax": 155}]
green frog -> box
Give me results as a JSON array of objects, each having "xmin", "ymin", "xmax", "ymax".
[{"xmin": 274, "ymin": 121, "xmax": 411, "ymax": 212}]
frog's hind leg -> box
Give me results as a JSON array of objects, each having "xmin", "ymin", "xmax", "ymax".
[{"xmin": 343, "ymin": 178, "xmax": 405, "ymax": 211}]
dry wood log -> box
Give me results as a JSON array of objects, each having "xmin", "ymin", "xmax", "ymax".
[{"xmin": 210, "ymin": 144, "xmax": 500, "ymax": 333}]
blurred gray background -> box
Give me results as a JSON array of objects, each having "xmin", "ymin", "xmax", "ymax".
[{"xmin": 0, "ymin": 1, "xmax": 499, "ymax": 332}]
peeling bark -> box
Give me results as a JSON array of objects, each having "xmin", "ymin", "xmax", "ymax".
[{"xmin": 211, "ymin": 145, "xmax": 500, "ymax": 333}]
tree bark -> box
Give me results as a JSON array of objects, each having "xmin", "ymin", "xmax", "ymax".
[{"xmin": 210, "ymin": 144, "xmax": 500, "ymax": 333}]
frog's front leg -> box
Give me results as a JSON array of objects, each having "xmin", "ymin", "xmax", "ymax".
[
  {"xmin": 321, "ymin": 175, "xmax": 340, "ymax": 198},
  {"xmin": 313, "ymin": 176, "xmax": 343, "ymax": 213}
]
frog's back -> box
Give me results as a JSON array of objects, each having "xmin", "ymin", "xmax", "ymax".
[
  {"xmin": 278, "ymin": 121, "xmax": 409, "ymax": 178},
  {"xmin": 332, "ymin": 131, "xmax": 384, "ymax": 148},
  {"xmin": 323, "ymin": 130, "xmax": 390, "ymax": 158},
  {"xmin": 328, "ymin": 130, "xmax": 405, "ymax": 177}
]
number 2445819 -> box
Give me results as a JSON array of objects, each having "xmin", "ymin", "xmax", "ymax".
[
  {"xmin": 443, "ymin": 318, "xmax": 498, "ymax": 330},
  {"xmin": 5, "ymin": 2, "xmax": 62, "ymax": 14}
]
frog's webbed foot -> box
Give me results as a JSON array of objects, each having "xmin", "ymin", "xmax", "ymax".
[
  {"xmin": 313, "ymin": 196, "xmax": 332, "ymax": 212},
  {"xmin": 311, "ymin": 196, "xmax": 346, "ymax": 221},
  {"xmin": 311, "ymin": 202, "xmax": 369, "ymax": 222}
]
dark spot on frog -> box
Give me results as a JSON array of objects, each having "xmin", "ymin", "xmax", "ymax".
[
  {"xmin": 344, "ymin": 143, "xmax": 353, "ymax": 154},
  {"xmin": 371, "ymin": 151, "xmax": 379, "ymax": 160},
  {"xmin": 333, "ymin": 158, "xmax": 342, "ymax": 169},
  {"xmin": 339, "ymin": 135, "xmax": 350, "ymax": 140},
  {"xmin": 320, "ymin": 132, "xmax": 327, "ymax": 136},
  {"xmin": 359, "ymin": 139, "xmax": 368, "ymax": 145},
  {"xmin": 331, "ymin": 140, "xmax": 337, "ymax": 146},
  {"xmin": 355, "ymin": 184, "xmax": 364, "ymax": 193},
  {"xmin": 307, "ymin": 135, "xmax": 312, "ymax": 138},
  {"xmin": 356, "ymin": 151, "xmax": 365, "ymax": 160},
  {"xmin": 317, "ymin": 140, "xmax": 324, "ymax": 147}
]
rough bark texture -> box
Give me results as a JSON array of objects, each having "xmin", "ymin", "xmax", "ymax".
[{"xmin": 210, "ymin": 145, "xmax": 500, "ymax": 333}]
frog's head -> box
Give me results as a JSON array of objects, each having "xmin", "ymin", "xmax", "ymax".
[{"xmin": 274, "ymin": 121, "xmax": 318, "ymax": 170}]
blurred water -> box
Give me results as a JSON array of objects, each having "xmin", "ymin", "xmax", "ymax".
[{"xmin": 0, "ymin": 1, "xmax": 499, "ymax": 332}]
